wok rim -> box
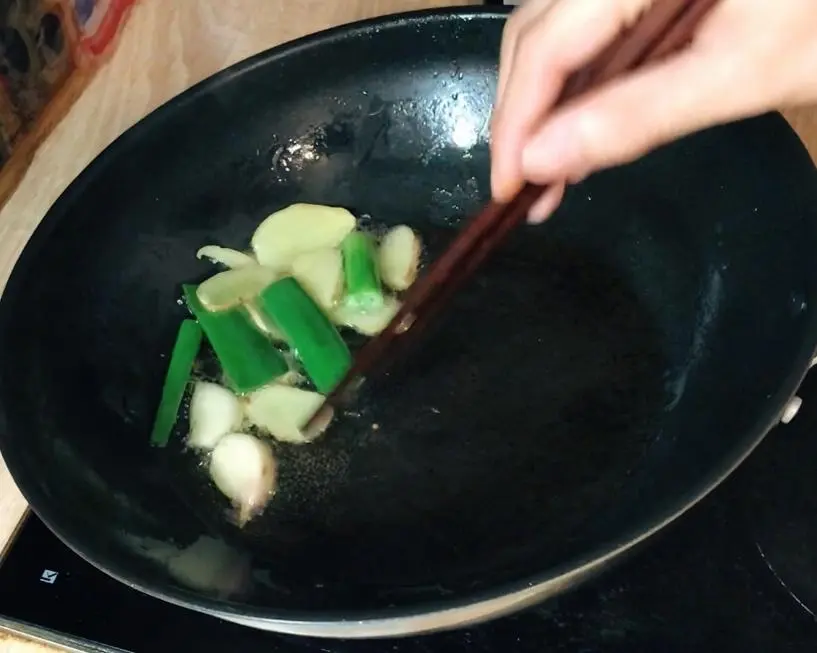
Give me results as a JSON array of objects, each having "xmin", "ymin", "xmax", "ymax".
[{"xmin": 2, "ymin": 5, "xmax": 817, "ymax": 638}]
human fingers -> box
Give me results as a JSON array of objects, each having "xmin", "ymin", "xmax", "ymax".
[
  {"xmin": 495, "ymin": 0, "xmax": 557, "ymax": 103},
  {"xmin": 519, "ymin": 48, "xmax": 763, "ymax": 183},
  {"xmin": 527, "ymin": 182, "xmax": 566, "ymax": 224},
  {"xmin": 490, "ymin": 0, "xmax": 653, "ymax": 202}
]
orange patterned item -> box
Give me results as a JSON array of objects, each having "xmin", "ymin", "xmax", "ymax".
[{"xmin": 0, "ymin": 0, "xmax": 138, "ymax": 207}]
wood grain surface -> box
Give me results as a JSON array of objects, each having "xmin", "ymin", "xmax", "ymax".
[{"xmin": 0, "ymin": 0, "xmax": 815, "ymax": 650}]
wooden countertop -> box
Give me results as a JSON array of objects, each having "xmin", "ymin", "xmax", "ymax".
[{"xmin": 1, "ymin": 0, "xmax": 816, "ymax": 650}]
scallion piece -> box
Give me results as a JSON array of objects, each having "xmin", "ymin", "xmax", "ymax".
[
  {"xmin": 257, "ymin": 277, "xmax": 352, "ymax": 393},
  {"xmin": 341, "ymin": 231, "xmax": 383, "ymax": 311},
  {"xmin": 183, "ymin": 284, "xmax": 289, "ymax": 393},
  {"xmin": 150, "ymin": 319, "xmax": 203, "ymax": 447}
]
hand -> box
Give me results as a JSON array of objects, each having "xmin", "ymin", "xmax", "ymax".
[{"xmin": 490, "ymin": 0, "xmax": 817, "ymax": 222}]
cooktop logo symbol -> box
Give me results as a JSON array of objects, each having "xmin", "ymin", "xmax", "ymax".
[{"xmin": 39, "ymin": 569, "xmax": 58, "ymax": 584}]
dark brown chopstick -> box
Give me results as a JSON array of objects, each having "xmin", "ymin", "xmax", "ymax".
[{"xmin": 304, "ymin": 0, "xmax": 720, "ymax": 435}]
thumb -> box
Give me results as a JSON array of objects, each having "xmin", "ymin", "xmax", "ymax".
[{"xmin": 520, "ymin": 49, "xmax": 763, "ymax": 183}]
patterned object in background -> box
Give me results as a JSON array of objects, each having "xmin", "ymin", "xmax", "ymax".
[
  {"xmin": 0, "ymin": 1, "xmax": 76, "ymax": 123},
  {"xmin": 0, "ymin": 0, "xmax": 135, "ymax": 198},
  {"xmin": 70, "ymin": 0, "xmax": 136, "ymax": 57},
  {"xmin": 73, "ymin": 0, "xmax": 93, "ymax": 22},
  {"xmin": 0, "ymin": 0, "xmax": 77, "ymax": 162}
]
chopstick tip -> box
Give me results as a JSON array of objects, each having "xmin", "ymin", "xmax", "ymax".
[{"xmin": 304, "ymin": 404, "xmax": 335, "ymax": 442}]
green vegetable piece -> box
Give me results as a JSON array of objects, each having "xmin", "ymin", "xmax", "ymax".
[
  {"xmin": 341, "ymin": 231, "xmax": 383, "ymax": 311},
  {"xmin": 183, "ymin": 284, "xmax": 289, "ymax": 393},
  {"xmin": 258, "ymin": 277, "xmax": 352, "ymax": 393},
  {"xmin": 150, "ymin": 319, "xmax": 203, "ymax": 447}
]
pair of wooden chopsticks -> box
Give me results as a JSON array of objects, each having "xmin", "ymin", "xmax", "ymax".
[{"xmin": 305, "ymin": 0, "xmax": 720, "ymax": 434}]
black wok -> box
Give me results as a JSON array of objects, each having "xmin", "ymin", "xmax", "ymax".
[{"xmin": 2, "ymin": 6, "xmax": 817, "ymax": 639}]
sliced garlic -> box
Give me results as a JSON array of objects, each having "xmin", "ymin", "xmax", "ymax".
[
  {"xmin": 187, "ymin": 382, "xmax": 243, "ymax": 450},
  {"xmin": 209, "ymin": 433, "xmax": 277, "ymax": 526}
]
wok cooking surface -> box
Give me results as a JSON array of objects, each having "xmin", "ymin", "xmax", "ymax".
[
  {"xmin": 4, "ymin": 373, "xmax": 817, "ymax": 651},
  {"xmin": 2, "ymin": 5, "xmax": 817, "ymax": 636}
]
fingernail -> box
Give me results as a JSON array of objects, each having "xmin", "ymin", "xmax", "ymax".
[
  {"xmin": 527, "ymin": 185, "xmax": 565, "ymax": 224},
  {"xmin": 569, "ymin": 169, "xmax": 590, "ymax": 185},
  {"xmin": 527, "ymin": 208, "xmax": 550, "ymax": 225},
  {"xmin": 527, "ymin": 198, "xmax": 554, "ymax": 224},
  {"xmin": 522, "ymin": 126, "xmax": 578, "ymax": 181}
]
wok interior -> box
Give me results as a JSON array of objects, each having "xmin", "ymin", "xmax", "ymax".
[{"xmin": 1, "ymin": 12, "xmax": 816, "ymax": 616}]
